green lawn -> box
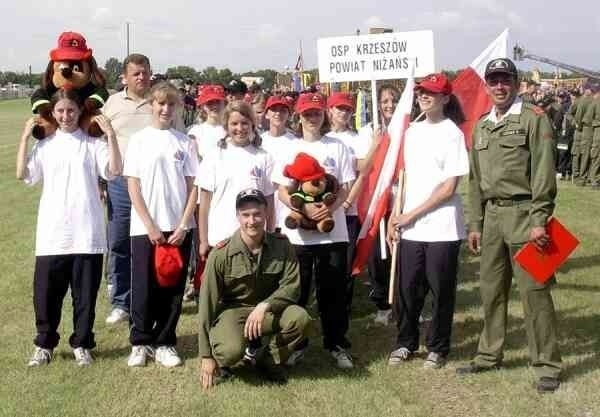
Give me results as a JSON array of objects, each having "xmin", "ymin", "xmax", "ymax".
[{"xmin": 0, "ymin": 98, "xmax": 598, "ymax": 417}]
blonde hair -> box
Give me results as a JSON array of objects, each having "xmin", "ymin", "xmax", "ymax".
[
  {"xmin": 219, "ymin": 101, "xmax": 262, "ymax": 148},
  {"xmin": 150, "ymin": 81, "xmax": 182, "ymax": 106}
]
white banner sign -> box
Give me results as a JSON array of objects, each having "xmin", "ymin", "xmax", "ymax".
[{"xmin": 317, "ymin": 30, "xmax": 435, "ymax": 82}]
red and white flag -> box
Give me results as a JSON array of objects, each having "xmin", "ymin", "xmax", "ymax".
[
  {"xmin": 452, "ymin": 29, "xmax": 509, "ymax": 148},
  {"xmin": 351, "ymin": 75, "xmax": 415, "ymax": 276}
]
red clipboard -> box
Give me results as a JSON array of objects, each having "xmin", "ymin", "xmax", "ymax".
[{"xmin": 513, "ymin": 217, "xmax": 579, "ymax": 284}]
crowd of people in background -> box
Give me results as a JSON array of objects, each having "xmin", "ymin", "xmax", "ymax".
[{"xmin": 18, "ymin": 44, "xmax": 592, "ymax": 393}]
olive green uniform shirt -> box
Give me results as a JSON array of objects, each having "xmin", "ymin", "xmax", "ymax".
[
  {"xmin": 469, "ymin": 98, "xmax": 557, "ymax": 233},
  {"xmin": 198, "ymin": 230, "xmax": 301, "ymax": 358}
]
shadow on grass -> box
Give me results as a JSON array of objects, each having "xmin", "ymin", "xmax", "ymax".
[{"xmin": 558, "ymin": 254, "xmax": 600, "ymax": 273}]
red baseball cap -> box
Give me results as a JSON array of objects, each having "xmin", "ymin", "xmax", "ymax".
[
  {"xmin": 196, "ymin": 85, "xmax": 226, "ymax": 106},
  {"xmin": 154, "ymin": 244, "xmax": 184, "ymax": 287},
  {"xmin": 50, "ymin": 32, "xmax": 92, "ymax": 61},
  {"xmin": 265, "ymin": 95, "xmax": 290, "ymax": 112},
  {"xmin": 295, "ymin": 93, "xmax": 326, "ymax": 114},
  {"xmin": 415, "ymin": 73, "xmax": 452, "ymax": 95},
  {"xmin": 283, "ymin": 152, "xmax": 326, "ymax": 182},
  {"xmin": 327, "ymin": 92, "xmax": 354, "ymax": 110}
]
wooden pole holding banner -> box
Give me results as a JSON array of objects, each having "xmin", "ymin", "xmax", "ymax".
[{"xmin": 387, "ymin": 170, "xmax": 405, "ymax": 305}]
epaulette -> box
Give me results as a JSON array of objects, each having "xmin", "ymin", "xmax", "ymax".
[
  {"xmin": 524, "ymin": 102, "xmax": 546, "ymax": 116},
  {"xmin": 215, "ymin": 238, "xmax": 230, "ymax": 249}
]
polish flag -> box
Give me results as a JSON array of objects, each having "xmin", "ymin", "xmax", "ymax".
[
  {"xmin": 351, "ymin": 75, "xmax": 415, "ymax": 276},
  {"xmin": 452, "ymin": 29, "xmax": 509, "ymax": 148}
]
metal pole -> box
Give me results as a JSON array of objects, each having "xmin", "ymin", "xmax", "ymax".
[{"xmin": 126, "ymin": 22, "xmax": 130, "ymax": 56}]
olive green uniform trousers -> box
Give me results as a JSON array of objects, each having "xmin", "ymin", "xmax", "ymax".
[
  {"xmin": 473, "ymin": 201, "xmax": 562, "ymax": 379},
  {"xmin": 209, "ymin": 305, "xmax": 310, "ymax": 367}
]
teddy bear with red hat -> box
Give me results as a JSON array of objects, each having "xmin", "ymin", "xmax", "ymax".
[
  {"xmin": 283, "ymin": 152, "xmax": 339, "ymax": 233},
  {"xmin": 30, "ymin": 31, "xmax": 109, "ymax": 139}
]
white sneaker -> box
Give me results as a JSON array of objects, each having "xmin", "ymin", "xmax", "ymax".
[
  {"xmin": 73, "ymin": 347, "xmax": 93, "ymax": 366},
  {"xmin": 388, "ymin": 347, "xmax": 412, "ymax": 366},
  {"xmin": 330, "ymin": 346, "xmax": 354, "ymax": 369},
  {"xmin": 128, "ymin": 345, "xmax": 153, "ymax": 367},
  {"xmin": 106, "ymin": 308, "xmax": 129, "ymax": 325},
  {"xmin": 155, "ymin": 346, "xmax": 182, "ymax": 368},
  {"xmin": 423, "ymin": 352, "xmax": 446, "ymax": 369},
  {"xmin": 28, "ymin": 347, "xmax": 52, "ymax": 367},
  {"xmin": 286, "ymin": 346, "xmax": 307, "ymax": 366},
  {"xmin": 374, "ymin": 309, "xmax": 393, "ymax": 326}
]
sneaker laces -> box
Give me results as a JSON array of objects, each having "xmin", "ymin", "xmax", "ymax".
[{"xmin": 33, "ymin": 347, "xmax": 51, "ymax": 362}]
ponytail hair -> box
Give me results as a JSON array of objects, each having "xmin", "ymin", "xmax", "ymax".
[{"xmin": 443, "ymin": 94, "xmax": 466, "ymax": 125}]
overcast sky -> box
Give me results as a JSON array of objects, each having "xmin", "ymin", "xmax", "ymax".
[{"xmin": 1, "ymin": 0, "xmax": 598, "ymax": 75}]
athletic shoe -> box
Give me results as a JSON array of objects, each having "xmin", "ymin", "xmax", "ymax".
[
  {"xmin": 127, "ymin": 345, "xmax": 153, "ymax": 367},
  {"xmin": 155, "ymin": 346, "xmax": 182, "ymax": 368},
  {"xmin": 28, "ymin": 347, "xmax": 52, "ymax": 367},
  {"xmin": 182, "ymin": 285, "xmax": 199, "ymax": 303},
  {"xmin": 106, "ymin": 308, "xmax": 129, "ymax": 325},
  {"xmin": 388, "ymin": 347, "xmax": 412, "ymax": 365},
  {"xmin": 330, "ymin": 346, "xmax": 354, "ymax": 369},
  {"xmin": 423, "ymin": 352, "xmax": 446, "ymax": 369},
  {"xmin": 73, "ymin": 347, "xmax": 93, "ymax": 366},
  {"xmin": 373, "ymin": 309, "xmax": 392, "ymax": 326},
  {"xmin": 286, "ymin": 346, "xmax": 307, "ymax": 366},
  {"xmin": 242, "ymin": 345, "xmax": 261, "ymax": 366}
]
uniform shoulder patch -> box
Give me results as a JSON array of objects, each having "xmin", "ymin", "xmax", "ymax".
[{"xmin": 215, "ymin": 238, "xmax": 230, "ymax": 249}]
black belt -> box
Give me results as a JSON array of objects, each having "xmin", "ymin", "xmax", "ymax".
[{"xmin": 488, "ymin": 196, "xmax": 531, "ymax": 207}]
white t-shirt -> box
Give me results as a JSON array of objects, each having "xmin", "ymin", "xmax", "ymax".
[
  {"xmin": 326, "ymin": 129, "xmax": 369, "ymax": 216},
  {"xmin": 261, "ymin": 130, "xmax": 298, "ymax": 225},
  {"xmin": 400, "ymin": 119, "xmax": 469, "ymax": 242},
  {"xmin": 25, "ymin": 129, "xmax": 113, "ymax": 256},
  {"xmin": 187, "ymin": 122, "xmax": 226, "ymax": 158},
  {"xmin": 271, "ymin": 136, "xmax": 356, "ymax": 245},
  {"xmin": 123, "ymin": 126, "xmax": 199, "ymax": 236},
  {"xmin": 196, "ymin": 142, "xmax": 275, "ymax": 246}
]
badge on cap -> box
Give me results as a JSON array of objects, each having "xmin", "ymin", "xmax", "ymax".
[{"xmin": 490, "ymin": 59, "xmax": 508, "ymax": 69}]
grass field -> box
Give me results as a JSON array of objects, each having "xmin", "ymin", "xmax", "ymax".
[{"xmin": 0, "ymin": 98, "xmax": 599, "ymax": 417}]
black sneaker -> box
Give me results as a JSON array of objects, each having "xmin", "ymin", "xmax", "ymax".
[
  {"xmin": 214, "ymin": 367, "xmax": 235, "ymax": 385},
  {"xmin": 536, "ymin": 377, "xmax": 560, "ymax": 393},
  {"xmin": 455, "ymin": 361, "xmax": 501, "ymax": 375}
]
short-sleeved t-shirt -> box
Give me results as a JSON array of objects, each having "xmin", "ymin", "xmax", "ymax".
[
  {"xmin": 271, "ymin": 136, "xmax": 356, "ymax": 245},
  {"xmin": 123, "ymin": 126, "xmax": 199, "ymax": 236},
  {"xmin": 187, "ymin": 122, "xmax": 226, "ymax": 158},
  {"xmin": 196, "ymin": 142, "xmax": 275, "ymax": 246},
  {"xmin": 25, "ymin": 129, "xmax": 113, "ymax": 256},
  {"xmin": 400, "ymin": 119, "xmax": 469, "ymax": 242},
  {"xmin": 326, "ymin": 129, "xmax": 369, "ymax": 216},
  {"xmin": 261, "ymin": 130, "xmax": 298, "ymax": 224}
]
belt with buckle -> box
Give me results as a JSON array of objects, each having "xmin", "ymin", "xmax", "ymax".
[{"xmin": 488, "ymin": 196, "xmax": 531, "ymax": 207}]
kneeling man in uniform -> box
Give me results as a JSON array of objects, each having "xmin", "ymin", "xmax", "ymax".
[{"xmin": 199, "ymin": 189, "xmax": 310, "ymax": 389}]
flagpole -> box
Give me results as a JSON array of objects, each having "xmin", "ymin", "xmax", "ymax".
[
  {"xmin": 299, "ymin": 40, "xmax": 304, "ymax": 90},
  {"xmin": 370, "ymin": 78, "xmax": 388, "ymax": 260},
  {"xmin": 387, "ymin": 169, "xmax": 405, "ymax": 304}
]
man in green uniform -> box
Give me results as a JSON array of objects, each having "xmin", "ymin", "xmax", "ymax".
[
  {"xmin": 584, "ymin": 86, "xmax": 600, "ymax": 187},
  {"xmin": 199, "ymin": 189, "xmax": 310, "ymax": 390},
  {"xmin": 456, "ymin": 58, "xmax": 562, "ymax": 394},
  {"xmin": 569, "ymin": 91, "xmax": 582, "ymax": 180},
  {"xmin": 573, "ymin": 86, "xmax": 594, "ymax": 185}
]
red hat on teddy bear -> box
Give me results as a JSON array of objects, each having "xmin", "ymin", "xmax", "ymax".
[
  {"xmin": 283, "ymin": 153, "xmax": 326, "ymax": 182},
  {"xmin": 50, "ymin": 31, "xmax": 93, "ymax": 61}
]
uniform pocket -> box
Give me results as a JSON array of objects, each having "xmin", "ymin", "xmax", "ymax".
[
  {"xmin": 474, "ymin": 136, "xmax": 489, "ymax": 150},
  {"xmin": 498, "ymin": 135, "xmax": 528, "ymax": 171}
]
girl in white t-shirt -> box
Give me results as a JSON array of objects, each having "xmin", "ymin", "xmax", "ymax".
[
  {"xmin": 123, "ymin": 82, "xmax": 199, "ymax": 368},
  {"xmin": 196, "ymin": 100, "xmax": 275, "ymax": 261},
  {"xmin": 386, "ymin": 73, "xmax": 469, "ymax": 368},
  {"xmin": 356, "ymin": 84, "xmax": 401, "ymax": 325},
  {"xmin": 273, "ymin": 93, "xmax": 356, "ymax": 369},
  {"xmin": 187, "ymin": 85, "xmax": 227, "ymax": 159},
  {"xmin": 16, "ymin": 88, "xmax": 122, "ymax": 367}
]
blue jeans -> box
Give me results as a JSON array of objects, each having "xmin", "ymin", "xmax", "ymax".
[{"xmin": 107, "ymin": 176, "xmax": 131, "ymax": 312}]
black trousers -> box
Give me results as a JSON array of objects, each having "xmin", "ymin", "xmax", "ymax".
[
  {"xmin": 368, "ymin": 227, "xmax": 392, "ymax": 310},
  {"xmin": 394, "ymin": 239, "xmax": 461, "ymax": 356},
  {"xmin": 345, "ymin": 215, "xmax": 360, "ymax": 313},
  {"xmin": 130, "ymin": 233, "xmax": 192, "ymax": 346},
  {"xmin": 293, "ymin": 242, "xmax": 350, "ymax": 350},
  {"xmin": 33, "ymin": 254, "xmax": 103, "ymax": 349}
]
